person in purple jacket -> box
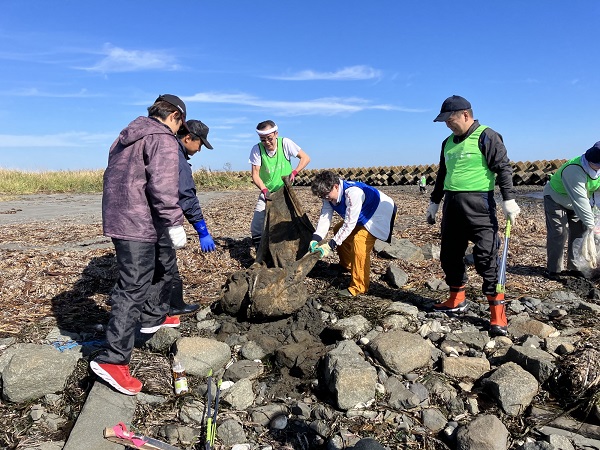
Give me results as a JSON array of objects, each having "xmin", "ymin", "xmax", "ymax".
[
  {"xmin": 168, "ymin": 119, "xmax": 215, "ymax": 315},
  {"xmin": 90, "ymin": 94, "xmax": 189, "ymax": 395}
]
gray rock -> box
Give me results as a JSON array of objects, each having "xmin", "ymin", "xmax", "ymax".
[
  {"xmin": 143, "ymin": 326, "xmax": 180, "ymax": 352},
  {"xmin": 456, "ymin": 414, "xmax": 509, "ymax": 450},
  {"xmin": 505, "ymin": 345, "xmax": 556, "ymax": 383},
  {"xmin": 544, "ymin": 336, "xmax": 580, "ymax": 353},
  {"xmin": 321, "ymin": 341, "xmax": 377, "ymax": 410},
  {"xmin": 173, "ymin": 337, "xmax": 231, "ymax": 376},
  {"xmin": 240, "ymin": 340, "xmax": 267, "ymax": 360},
  {"xmin": 449, "ymin": 331, "xmax": 490, "ymax": 351},
  {"xmin": 426, "ymin": 278, "xmax": 449, "ymax": 291},
  {"xmin": 250, "ymin": 404, "xmax": 289, "ymax": 427},
  {"xmin": 508, "ymin": 317, "xmax": 557, "ymax": 339},
  {"xmin": 368, "ymin": 330, "xmax": 431, "ymax": 375},
  {"xmin": 386, "ymin": 302, "xmax": 419, "ymax": 317},
  {"xmin": 269, "ymin": 414, "xmax": 288, "ymax": 430},
  {"xmin": 311, "ymin": 419, "xmax": 333, "ymax": 438},
  {"xmin": 329, "ymin": 315, "xmax": 372, "ymax": 340},
  {"xmin": 291, "ymin": 401, "xmax": 312, "ymax": 418},
  {"xmin": 408, "ymin": 382, "xmax": 429, "ymax": 403},
  {"xmin": 179, "ymin": 399, "xmax": 206, "ymax": 425},
  {"xmin": 518, "ymin": 442, "xmax": 555, "ymax": 450},
  {"xmin": 442, "ymin": 356, "xmax": 491, "ymax": 380},
  {"xmin": 547, "ymin": 433, "xmax": 575, "ymax": 450},
  {"xmin": 2, "ymin": 345, "xmax": 78, "ymax": 403},
  {"xmin": 384, "ymin": 264, "xmax": 408, "ymax": 288},
  {"xmin": 375, "ymin": 237, "xmax": 424, "ymax": 261},
  {"xmin": 0, "ymin": 337, "xmax": 16, "ymax": 349},
  {"xmin": 422, "ymin": 374, "xmax": 458, "ymax": 403},
  {"xmin": 482, "ymin": 362, "xmax": 539, "ymax": 416},
  {"xmin": 421, "ymin": 408, "xmax": 447, "ymax": 432},
  {"xmin": 381, "ymin": 314, "xmax": 411, "ymax": 331},
  {"xmin": 225, "ymin": 360, "xmax": 264, "ymax": 382},
  {"xmin": 385, "ymin": 376, "xmax": 420, "ymax": 409},
  {"xmin": 218, "ymin": 418, "xmax": 247, "ymax": 446},
  {"xmin": 578, "ymin": 301, "xmax": 600, "ymax": 314},
  {"xmin": 351, "ymin": 438, "xmax": 386, "ymax": 450},
  {"xmin": 196, "ymin": 319, "xmax": 221, "ymax": 333},
  {"xmin": 222, "ymin": 378, "xmax": 255, "ymax": 410}
]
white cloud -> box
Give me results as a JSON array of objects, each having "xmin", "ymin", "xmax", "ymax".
[
  {"xmin": 185, "ymin": 91, "xmax": 420, "ymax": 116},
  {"xmin": 0, "ymin": 88, "xmax": 99, "ymax": 98},
  {"xmin": 0, "ymin": 132, "xmax": 113, "ymax": 148},
  {"xmin": 77, "ymin": 44, "xmax": 180, "ymax": 73},
  {"xmin": 267, "ymin": 65, "xmax": 382, "ymax": 81}
]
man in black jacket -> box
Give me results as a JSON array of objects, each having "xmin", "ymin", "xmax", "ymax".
[
  {"xmin": 169, "ymin": 120, "xmax": 216, "ymax": 315},
  {"xmin": 426, "ymin": 95, "xmax": 520, "ymax": 337}
]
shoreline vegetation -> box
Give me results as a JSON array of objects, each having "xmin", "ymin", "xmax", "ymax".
[{"xmin": 0, "ymin": 168, "xmax": 253, "ymax": 195}]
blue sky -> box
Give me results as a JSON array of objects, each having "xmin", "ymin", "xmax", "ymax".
[{"xmin": 0, "ymin": 1, "xmax": 599, "ymax": 172}]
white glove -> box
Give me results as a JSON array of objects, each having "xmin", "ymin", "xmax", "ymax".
[
  {"xmin": 167, "ymin": 225, "xmax": 187, "ymax": 249},
  {"xmin": 426, "ymin": 202, "xmax": 440, "ymax": 225},
  {"xmin": 582, "ymin": 229, "xmax": 597, "ymax": 269},
  {"xmin": 502, "ymin": 199, "xmax": 521, "ymax": 225}
]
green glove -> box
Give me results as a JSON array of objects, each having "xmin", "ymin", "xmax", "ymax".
[
  {"xmin": 309, "ymin": 240, "xmax": 319, "ymax": 253},
  {"xmin": 315, "ymin": 242, "xmax": 332, "ymax": 258}
]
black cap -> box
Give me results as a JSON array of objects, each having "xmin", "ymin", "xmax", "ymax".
[
  {"xmin": 433, "ymin": 95, "xmax": 472, "ymax": 122},
  {"xmin": 186, "ymin": 120, "xmax": 214, "ymax": 149},
  {"xmin": 585, "ymin": 141, "xmax": 600, "ymax": 164},
  {"xmin": 155, "ymin": 94, "xmax": 189, "ymax": 132}
]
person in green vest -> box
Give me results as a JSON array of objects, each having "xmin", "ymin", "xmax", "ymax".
[
  {"xmin": 419, "ymin": 175, "xmax": 427, "ymax": 194},
  {"xmin": 543, "ymin": 141, "xmax": 600, "ymax": 279},
  {"xmin": 249, "ymin": 120, "xmax": 311, "ymax": 249},
  {"xmin": 426, "ymin": 95, "xmax": 520, "ymax": 337}
]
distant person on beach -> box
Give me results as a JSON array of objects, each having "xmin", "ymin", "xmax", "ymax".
[
  {"xmin": 248, "ymin": 120, "xmax": 311, "ymax": 250},
  {"xmin": 543, "ymin": 141, "xmax": 600, "ymax": 279},
  {"xmin": 91, "ymin": 94, "xmax": 188, "ymax": 395},
  {"xmin": 309, "ymin": 170, "xmax": 397, "ymax": 297},
  {"xmin": 426, "ymin": 95, "xmax": 520, "ymax": 337},
  {"xmin": 419, "ymin": 175, "xmax": 427, "ymax": 194},
  {"xmin": 168, "ymin": 120, "xmax": 215, "ymax": 316}
]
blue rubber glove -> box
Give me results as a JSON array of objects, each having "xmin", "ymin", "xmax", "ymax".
[
  {"xmin": 309, "ymin": 240, "xmax": 319, "ymax": 253},
  {"xmin": 192, "ymin": 220, "xmax": 215, "ymax": 252}
]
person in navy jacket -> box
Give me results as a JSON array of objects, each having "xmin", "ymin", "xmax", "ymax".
[{"xmin": 170, "ymin": 120, "xmax": 216, "ymax": 315}]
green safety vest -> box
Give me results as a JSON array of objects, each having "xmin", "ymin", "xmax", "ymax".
[
  {"xmin": 443, "ymin": 125, "xmax": 495, "ymax": 192},
  {"xmin": 258, "ymin": 137, "xmax": 292, "ymax": 192},
  {"xmin": 549, "ymin": 156, "xmax": 600, "ymax": 196}
]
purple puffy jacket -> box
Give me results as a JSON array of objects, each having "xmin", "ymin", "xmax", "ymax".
[{"xmin": 102, "ymin": 116, "xmax": 183, "ymax": 243}]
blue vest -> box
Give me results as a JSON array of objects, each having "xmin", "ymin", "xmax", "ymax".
[{"xmin": 330, "ymin": 180, "xmax": 380, "ymax": 225}]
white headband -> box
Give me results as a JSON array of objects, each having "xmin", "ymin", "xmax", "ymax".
[{"xmin": 256, "ymin": 125, "xmax": 278, "ymax": 136}]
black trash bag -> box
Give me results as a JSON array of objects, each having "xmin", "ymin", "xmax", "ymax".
[{"xmin": 220, "ymin": 178, "xmax": 320, "ymax": 320}]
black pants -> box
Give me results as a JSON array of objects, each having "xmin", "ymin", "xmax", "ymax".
[
  {"xmin": 440, "ymin": 191, "xmax": 500, "ymax": 296},
  {"xmin": 95, "ymin": 232, "xmax": 175, "ymax": 365},
  {"xmin": 170, "ymin": 263, "xmax": 185, "ymax": 308}
]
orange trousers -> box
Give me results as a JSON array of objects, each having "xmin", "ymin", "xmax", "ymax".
[{"xmin": 332, "ymin": 222, "xmax": 377, "ymax": 296}]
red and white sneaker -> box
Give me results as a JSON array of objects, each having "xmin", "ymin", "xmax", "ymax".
[
  {"xmin": 139, "ymin": 315, "xmax": 180, "ymax": 334},
  {"xmin": 90, "ymin": 361, "xmax": 142, "ymax": 395}
]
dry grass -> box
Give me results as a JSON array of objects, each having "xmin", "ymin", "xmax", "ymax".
[{"xmin": 0, "ymin": 167, "xmax": 253, "ymax": 195}]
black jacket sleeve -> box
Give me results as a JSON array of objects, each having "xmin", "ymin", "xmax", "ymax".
[
  {"xmin": 430, "ymin": 137, "xmax": 449, "ymax": 204},
  {"xmin": 177, "ymin": 145, "xmax": 205, "ymax": 224},
  {"xmin": 479, "ymin": 128, "xmax": 516, "ymax": 201}
]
